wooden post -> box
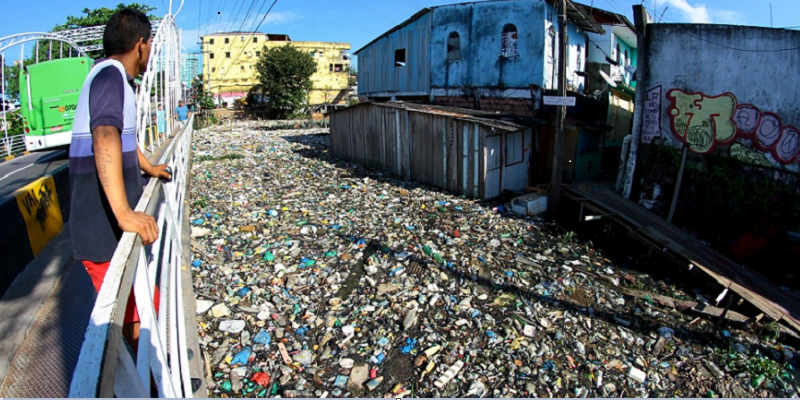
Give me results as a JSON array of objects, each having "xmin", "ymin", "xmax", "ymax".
[
  {"xmin": 667, "ymin": 146, "xmax": 688, "ymax": 223},
  {"xmin": 548, "ymin": 0, "xmax": 568, "ymax": 213}
]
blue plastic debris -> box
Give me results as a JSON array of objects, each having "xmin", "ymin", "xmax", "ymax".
[
  {"xmin": 370, "ymin": 352, "xmax": 386, "ymax": 365},
  {"xmin": 401, "ymin": 338, "xmax": 418, "ymax": 354},
  {"xmin": 377, "ymin": 337, "xmax": 389, "ymax": 347},
  {"xmin": 268, "ymin": 210, "xmax": 279, "ymax": 217},
  {"xmin": 543, "ymin": 360, "xmax": 556, "ymax": 371},
  {"xmin": 231, "ymin": 346, "xmax": 252, "ymax": 366},
  {"xmin": 333, "ymin": 375, "xmax": 349, "ymax": 388},
  {"xmin": 237, "ymin": 286, "xmax": 251, "ymax": 297},
  {"xmin": 192, "ymin": 259, "xmax": 202, "ymax": 268},
  {"xmin": 296, "ymin": 326, "xmax": 309, "ymax": 338},
  {"xmin": 253, "ymin": 330, "xmax": 272, "ymax": 346},
  {"xmin": 657, "ymin": 327, "xmax": 675, "ymax": 340},
  {"xmin": 192, "ymin": 218, "xmax": 205, "ymax": 225}
]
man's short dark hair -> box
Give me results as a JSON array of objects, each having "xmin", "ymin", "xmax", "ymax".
[{"xmin": 104, "ymin": 8, "xmax": 152, "ymax": 57}]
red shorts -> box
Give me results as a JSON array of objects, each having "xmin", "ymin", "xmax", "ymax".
[{"xmin": 82, "ymin": 260, "xmax": 160, "ymax": 325}]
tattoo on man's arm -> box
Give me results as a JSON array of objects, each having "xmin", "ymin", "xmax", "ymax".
[{"xmin": 96, "ymin": 150, "xmax": 113, "ymax": 188}]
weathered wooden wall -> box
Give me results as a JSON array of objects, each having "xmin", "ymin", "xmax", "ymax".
[{"xmin": 330, "ymin": 103, "xmax": 533, "ymax": 199}]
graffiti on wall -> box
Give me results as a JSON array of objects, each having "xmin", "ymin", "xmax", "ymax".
[
  {"xmin": 642, "ymin": 86, "xmax": 662, "ymax": 144},
  {"xmin": 666, "ymin": 89, "xmax": 800, "ymax": 165},
  {"xmin": 667, "ymin": 89, "xmax": 737, "ymax": 154}
]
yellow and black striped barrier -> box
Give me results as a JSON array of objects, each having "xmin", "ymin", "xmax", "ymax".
[{"xmin": 0, "ymin": 164, "xmax": 69, "ymax": 296}]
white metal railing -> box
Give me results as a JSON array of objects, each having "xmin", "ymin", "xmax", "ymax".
[
  {"xmin": 136, "ymin": 14, "xmax": 182, "ymax": 153},
  {"xmin": 69, "ymin": 114, "xmax": 194, "ymax": 398},
  {"xmin": 1, "ymin": 134, "xmax": 25, "ymax": 157},
  {"xmin": 69, "ymin": 2, "xmax": 194, "ymax": 397}
]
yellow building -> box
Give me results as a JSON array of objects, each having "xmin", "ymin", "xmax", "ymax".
[{"xmin": 201, "ymin": 32, "xmax": 351, "ymax": 107}]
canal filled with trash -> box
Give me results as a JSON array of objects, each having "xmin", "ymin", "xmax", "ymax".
[{"xmin": 188, "ymin": 122, "xmax": 800, "ymax": 398}]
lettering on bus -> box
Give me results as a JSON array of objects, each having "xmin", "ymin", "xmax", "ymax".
[{"xmin": 50, "ymin": 104, "xmax": 77, "ymax": 113}]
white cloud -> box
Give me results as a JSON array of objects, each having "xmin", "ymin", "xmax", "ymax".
[
  {"xmin": 663, "ymin": 0, "xmax": 711, "ymax": 23},
  {"xmin": 661, "ymin": 0, "xmax": 743, "ymax": 24}
]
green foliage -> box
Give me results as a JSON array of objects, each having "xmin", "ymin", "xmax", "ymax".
[
  {"xmin": 2, "ymin": 110, "xmax": 24, "ymax": 136},
  {"xmin": 254, "ymin": 45, "xmax": 316, "ymax": 119},
  {"xmin": 2, "ymin": 59, "xmax": 35, "ymax": 103},
  {"xmin": 638, "ymin": 144, "xmax": 800, "ymax": 235},
  {"xmin": 37, "ymin": 3, "xmax": 160, "ymax": 61},
  {"xmin": 721, "ymin": 348, "xmax": 782, "ymax": 379},
  {"xmin": 196, "ymin": 153, "xmax": 243, "ymax": 162},
  {"xmin": 193, "ymin": 75, "xmax": 215, "ymax": 110}
]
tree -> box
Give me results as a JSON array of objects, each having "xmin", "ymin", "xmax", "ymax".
[
  {"xmin": 194, "ymin": 74, "xmax": 215, "ymax": 110},
  {"xmin": 35, "ymin": 3, "xmax": 160, "ymax": 61},
  {"xmin": 254, "ymin": 45, "xmax": 316, "ymax": 119},
  {"xmin": 3, "ymin": 59, "xmax": 35, "ymax": 103}
]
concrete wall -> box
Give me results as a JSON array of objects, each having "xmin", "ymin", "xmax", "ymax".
[
  {"xmin": 638, "ymin": 24, "xmax": 800, "ymax": 171},
  {"xmin": 430, "ymin": 0, "xmax": 548, "ymax": 90}
]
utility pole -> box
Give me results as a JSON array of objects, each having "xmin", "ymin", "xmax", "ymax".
[{"xmin": 548, "ymin": 0, "xmax": 568, "ymax": 213}]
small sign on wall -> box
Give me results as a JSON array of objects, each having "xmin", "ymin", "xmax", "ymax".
[
  {"xmin": 642, "ymin": 86, "xmax": 662, "ymax": 143},
  {"xmin": 543, "ymin": 96, "xmax": 576, "ymax": 107}
]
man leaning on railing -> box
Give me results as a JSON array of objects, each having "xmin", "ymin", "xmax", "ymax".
[{"xmin": 68, "ymin": 8, "xmax": 172, "ymax": 354}]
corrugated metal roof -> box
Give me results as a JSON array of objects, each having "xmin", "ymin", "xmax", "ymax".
[
  {"xmin": 329, "ymin": 101, "xmax": 532, "ymax": 131},
  {"xmin": 354, "ymin": 9, "xmax": 432, "ymax": 55}
]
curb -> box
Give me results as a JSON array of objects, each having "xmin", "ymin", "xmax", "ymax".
[{"xmin": 2, "ymin": 151, "xmax": 31, "ymax": 163}]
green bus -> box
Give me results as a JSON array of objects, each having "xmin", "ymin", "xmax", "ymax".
[{"xmin": 19, "ymin": 57, "xmax": 93, "ymax": 151}]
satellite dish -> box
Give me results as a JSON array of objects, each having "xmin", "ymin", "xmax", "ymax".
[{"xmin": 599, "ymin": 70, "xmax": 617, "ymax": 88}]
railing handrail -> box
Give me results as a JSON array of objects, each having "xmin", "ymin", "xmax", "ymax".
[{"xmin": 69, "ymin": 115, "xmax": 195, "ymax": 398}]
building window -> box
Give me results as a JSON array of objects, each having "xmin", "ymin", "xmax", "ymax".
[
  {"xmin": 329, "ymin": 64, "xmax": 334, "ymax": 72},
  {"xmin": 212, "ymin": 67, "xmax": 216, "ymax": 72},
  {"xmin": 241, "ymin": 66, "xmax": 245, "ymax": 71},
  {"xmin": 501, "ymin": 24, "xmax": 518, "ymax": 58},
  {"xmin": 334, "ymin": 64, "xmax": 344, "ymax": 72},
  {"xmin": 616, "ymin": 43, "xmax": 621, "ymax": 65},
  {"xmin": 395, "ymin": 48, "xmax": 406, "ymax": 67},
  {"xmin": 447, "ymin": 31, "xmax": 461, "ymax": 61},
  {"xmin": 225, "ymin": 37, "xmax": 230, "ymax": 44},
  {"xmin": 210, "ymin": 53, "xmax": 215, "ymax": 59},
  {"xmin": 241, "ymin": 36, "xmax": 245, "ymax": 41},
  {"xmin": 226, "ymin": 52, "xmax": 231, "ymax": 58},
  {"xmin": 209, "ymin": 38, "xmax": 214, "ymax": 45},
  {"xmin": 221, "ymin": 67, "xmax": 225, "ymax": 74},
  {"xmin": 256, "ymin": 51, "xmax": 261, "ymax": 57},
  {"xmin": 253, "ymin": 37, "xmax": 258, "ymax": 43}
]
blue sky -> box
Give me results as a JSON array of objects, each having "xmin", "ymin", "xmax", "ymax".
[{"xmin": 2, "ymin": 0, "xmax": 799, "ymax": 68}]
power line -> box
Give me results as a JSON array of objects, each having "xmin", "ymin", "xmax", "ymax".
[
  {"xmin": 209, "ymin": 0, "xmax": 260, "ymax": 73},
  {"xmin": 685, "ymin": 33, "xmax": 800, "ymax": 52},
  {"xmin": 342, "ymin": 0, "xmax": 394, "ymax": 24},
  {"xmin": 223, "ymin": 0, "xmax": 248, "ymax": 35},
  {"xmin": 216, "ymin": 0, "xmax": 281, "ymax": 82},
  {"xmin": 203, "ymin": 0, "xmax": 219, "ymax": 36}
]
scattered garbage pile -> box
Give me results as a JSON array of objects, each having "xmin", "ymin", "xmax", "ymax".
[{"xmin": 189, "ymin": 124, "xmax": 800, "ymax": 398}]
